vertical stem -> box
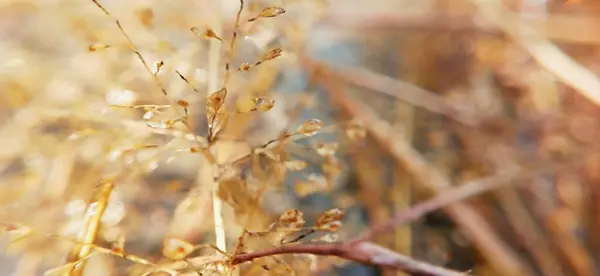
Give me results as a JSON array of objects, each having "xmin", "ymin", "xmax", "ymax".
[
  {"xmin": 212, "ymin": 172, "xmax": 227, "ymax": 253},
  {"xmin": 207, "ymin": 0, "xmax": 227, "ymax": 254},
  {"xmin": 69, "ymin": 181, "xmax": 114, "ymax": 276}
]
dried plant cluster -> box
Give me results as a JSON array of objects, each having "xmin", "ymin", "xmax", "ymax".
[
  {"xmin": 0, "ymin": 0, "xmax": 361, "ymax": 275},
  {"xmin": 4, "ymin": 0, "xmax": 600, "ymax": 276}
]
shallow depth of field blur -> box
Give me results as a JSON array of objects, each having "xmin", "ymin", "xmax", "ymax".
[{"xmin": 3, "ymin": 0, "xmax": 600, "ymax": 275}]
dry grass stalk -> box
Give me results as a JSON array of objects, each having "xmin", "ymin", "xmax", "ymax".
[
  {"xmin": 4, "ymin": 1, "xmax": 600, "ymax": 276},
  {"xmin": 67, "ymin": 181, "xmax": 114, "ymax": 275},
  {"xmin": 205, "ymin": 0, "xmax": 228, "ymax": 259}
]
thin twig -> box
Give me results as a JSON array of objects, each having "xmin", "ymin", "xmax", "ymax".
[
  {"xmin": 222, "ymin": 0, "xmax": 245, "ymax": 88},
  {"xmin": 175, "ymin": 70, "xmax": 201, "ymax": 93},
  {"xmin": 90, "ymin": 0, "xmax": 167, "ymax": 96},
  {"xmin": 89, "ymin": 0, "xmax": 215, "ymax": 163},
  {"xmin": 232, "ymin": 242, "xmax": 463, "ymax": 276},
  {"xmin": 354, "ymin": 160, "xmax": 570, "ymax": 243}
]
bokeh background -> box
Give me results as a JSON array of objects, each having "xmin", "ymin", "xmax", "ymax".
[{"xmin": 2, "ymin": 0, "xmax": 600, "ymax": 275}]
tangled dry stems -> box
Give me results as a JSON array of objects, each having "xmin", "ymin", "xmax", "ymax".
[{"xmin": 2, "ymin": 0, "xmax": 600, "ymax": 276}]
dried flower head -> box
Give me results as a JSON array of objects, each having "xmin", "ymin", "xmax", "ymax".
[
  {"xmin": 315, "ymin": 143, "xmax": 338, "ymax": 157},
  {"xmin": 248, "ymin": 7, "xmax": 286, "ymax": 22},
  {"xmin": 177, "ymin": 99, "xmax": 190, "ymax": 117},
  {"xmin": 316, "ymin": 208, "xmax": 345, "ymax": 232},
  {"xmin": 203, "ymin": 27, "xmax": 223, "ymax": 41},
  {"xmin": 239, "ymin": 62, "xmax": 251, "ymax": 71},
  {"xmin": 145, "ymin": 119, "xmax": 177, "ymax": 129},
  {"xmin": 277, "ymin": 209, "xmax": 305, "ymax": 229},
  {"xmin": 206, "ymin": 88, "xmax": 227, "ymax": 118},
  {"xmin": 153, "ymin": 60, "xmax": 164, "ymax": 75},
  {"xmin": 206, "ymin": 88, "xmax": 229, "ymax": 140},
  {"xmin": 296, "ymin": 119, "xmax": 324, "ymax": 136},
  {"xmin": 162, "ymin": 237, "xmax": 195, "ymax": 260},
  {"xmin": 88, "ymin": 43, "xmax": 110, "ymax": 52},
  {"xmin": 252, "ymin": 97, "xmax": 276, "ymax": 112},
  {"xmin": 294, "ymin": 174, "xmax": 328, "ymax": 197},
  {"xmin": 177, "ymin": 99, "xmax": 189, "ymax": 109},
  {"xmin": 262, "ymin": 48, "xmax": 283, "ymax": 61}
]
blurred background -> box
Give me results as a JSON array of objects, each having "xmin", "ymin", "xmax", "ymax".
[{"xmin": 2, "ymin": 0, "xmax": 600, "ymax": 275}]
